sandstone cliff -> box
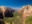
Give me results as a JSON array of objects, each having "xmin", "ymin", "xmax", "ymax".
[
  {"xmin": 18, "ymin": 5, "xmax": 32, "ymax": 17},
  {"xmin": 17, "ymin": 5, "xmax": 32, "ymax": 24}
]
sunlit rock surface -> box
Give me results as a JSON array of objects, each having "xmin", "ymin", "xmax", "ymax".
[{"xmin": 17, "ymin": 5, "xmax": 32, "ymax": 24}]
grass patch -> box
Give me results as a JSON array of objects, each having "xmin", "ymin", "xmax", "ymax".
[
  {"xmin": 25, "ymin": 16, "xmax": 32, "ymax": 24},
  {"xmin": 4, "ymin": 12, "xmax": 22, "ymax": 24}
]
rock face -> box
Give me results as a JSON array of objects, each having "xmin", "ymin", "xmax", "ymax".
[
  {"xmin": 0, "ymin": 6, "xmax": 14, "ymax": 24},
  {"xmin": 0, "ymin": 6, "xmax": 13, "ymax": 19},
  {"xmin": 17, "ymin": 5, "xmax": 32, "ymax": 24},
  {"xmin": 4, "ymin": 8, "xmax": 13, "ymax": 17},
  {"xmin": 18, "ymin": 5, "xmax": 32, "ymax": 18}
]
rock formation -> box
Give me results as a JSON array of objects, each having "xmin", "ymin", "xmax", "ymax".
[
  {"xmin": 0, "ymin": 6, "xmax": 14, "ymax": 18},
  {"xmin": 17, "ymin": 5, "xmax": 32, "ymax": 24},
  {"xmin": 0, "ymin": 6, "xmax": 14, "ymax": 24},
  {"xmin": 4, "ymin": 8, "xmax": 13, "ymax": 17}
]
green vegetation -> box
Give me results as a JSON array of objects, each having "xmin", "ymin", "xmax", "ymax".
[
  {"xmin": 4, "ymin": 12, "xmax": 22, "ymax": 24},
  {"xmin": 25, "ymin": 16, "xmax": 32, "ymax": 24},
  {"xmin": 4, "ymin": 12, "xmax": 32, "ymax": 24}
]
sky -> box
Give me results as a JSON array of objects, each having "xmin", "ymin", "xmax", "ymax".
[{"xmin": 0, "ymin": 0, "xmax": 32, "ymax": 9}]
